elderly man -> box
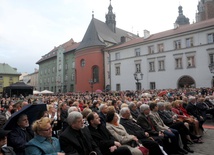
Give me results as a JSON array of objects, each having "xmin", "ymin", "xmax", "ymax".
[
  {"xmin": 87, "ymin": 112, "xmax": 132, "ymax": 155},
  {"xmin": 186, "ymin": 96, "xmax": 205, "ymax": 132},
  {"xmin": 120, "ymin": 107, "xmax": 165, "ymax": 155},
  {"xmin": 59, "ymin": 111, "xmax": 102, "ymax": 155},
  {"xmin": 7, "ymin": 114, "xmax": 34, "ymax": 155},
  {"xmin": 98, "ymin": 104, "xmax": 108, "ymax": 126}
]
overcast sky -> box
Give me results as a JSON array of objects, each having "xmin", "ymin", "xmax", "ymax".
[{"xmin": 0, "ymin": 0, "xmax": 199, "ymax": 74}]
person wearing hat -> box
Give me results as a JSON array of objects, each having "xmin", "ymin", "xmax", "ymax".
[{"xmin": 0, "ymin": 129, "xmax": 15, "ymax": 155}]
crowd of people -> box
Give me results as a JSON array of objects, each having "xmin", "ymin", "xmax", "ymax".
[{"xmin": 0, "ymin": 87, "xmax": 214, "ymax": 155}]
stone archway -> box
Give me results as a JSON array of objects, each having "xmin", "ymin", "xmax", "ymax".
[{"xmin": 178, "ymin": 76, "xmax": 195, "ymax": 88}]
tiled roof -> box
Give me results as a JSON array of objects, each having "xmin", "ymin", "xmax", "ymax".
[
  {"xmin": 0, "ymin": 63, "xmax": 21, "ymax": 75},
  {"xmin": 76, "ymin": 18, "xmax": 138, "ymax": 51},
  {"xmin": 106, "ymin": 18, "xmax": 214, "ymax": 51},
  {"xmin": 36, "ymin": 39, "xmax": 79, "ymax": 64}
]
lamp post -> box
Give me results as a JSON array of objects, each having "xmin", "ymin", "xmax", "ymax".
[
  {"xmin": 89, "ymin": 79, "xmax": 94, "ymax": 92},
  {"xmin": 133, "ymin": 72, "xmax": 144, "ymax": 91},
  {"xmin": 208, "ymin": 63, "xmax": 214, "ymax": 87}
]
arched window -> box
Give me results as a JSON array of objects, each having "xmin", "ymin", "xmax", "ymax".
[
  {"xmin": 92, "ymin": 66, "xmax": 99, "ymax": 83},
  {"xmin": 80, "ymin": 59, "xmax": 85, "ymax": 67}
]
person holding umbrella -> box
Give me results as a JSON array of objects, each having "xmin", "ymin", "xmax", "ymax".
[{"xmin": 7, "ymin": 114, "xmax": 34, "ymax": 155}]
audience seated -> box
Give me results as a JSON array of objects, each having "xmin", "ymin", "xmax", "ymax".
[{"xmin": 87, "ymin": 112, "xmax": 132, "ymax": 155}]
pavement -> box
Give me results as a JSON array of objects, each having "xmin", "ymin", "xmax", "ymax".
[{"xmin": 187, "ymin": 119, "xmax": 214, "ymax": 155}]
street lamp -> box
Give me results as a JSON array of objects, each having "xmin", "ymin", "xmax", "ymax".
[
  {"xmin": 133, "ymin": 72, "xmax": 144, "ymax": 91},
  {"xmin": 89, "ymin": 79, "xmax": 94, "ymax": 92}
]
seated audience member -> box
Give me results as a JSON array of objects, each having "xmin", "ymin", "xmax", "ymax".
[
  {"xmin": 60, "ymin": 102, "xmax": 68, "ymax": 131},
  {"xmin": 120, "ymin": 107, "xmax": 166, "ymax": 155},
  {"xmin": 196, "ymin": 97, "xmax": 214, "ymax": 121},
  {"xmin": 106, "ymin": 110, "xmax": 145, "ymax": 155},
  {"xmin": 149, "ymin": 102, "xmax": 188, "ymax": 154},
  {"xmin": 137, "ymin": 104, "xmax": 185, "ymax": 155},
  {"xmin": 157, "ymin": 102, "xmax": 194, "ymax": 153},
  {"xmin": 0, "ymin": 129, "xmax": 15, "ymax": 155},
  {"xmin": 82, "ymin": 107, "xmax": 92, "ymax": 126},
  {"xmin": 128, "ymin": 102, "xmax": 140, "ymax": 120},
  {"xmin": 171, "ymin": 100, "xmax": 202, "ymax": 138},
  {"xmin": 87, "ymin": 112, "xmax": 132, "ymax": 155},
  {"xmin": 25, "ymin": 117, "xmax": 64, "ymax": 155},
  {"xmin": 7, "ymin": 114, "xmax": 34, "ymax": 155},
  {"xmin": 186, "ymin": 96, "xmax": 205, "ymax": 133},
  {"xmin": 59, "ymin": 111, "xmax": 102, "ymax": 155},
  {"xmin": 98, "ymin": 104, "xmax": 108, "ymax": 126}
]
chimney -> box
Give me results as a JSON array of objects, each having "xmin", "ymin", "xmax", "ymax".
[
  {"xmin": 144, "ymin": 30, "xmax": 150, "ymax": 39},
  {"xmin": 174, "ymin": 23, "xmax": 179, "ymax": 29}
]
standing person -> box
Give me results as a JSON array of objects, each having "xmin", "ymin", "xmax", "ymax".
[
  {"xmin": 5, "ymin": 105, "xmax": 13, "ymax": 120},
  {"xmin": 0, "ymin": 129, "xmax": 15, "ymax": 155},
  {"xmin": 59, "ymin": 111, "xmax": 102, "ymax": 155},
  {"xmin": 7, "ymin": 114, "xmax": 34, "ymax": 155},
  {"xmin": 25, "ymin": 117, "xmax": 64, "ymax": 155},
  {"xmin": 87, "ymin": 112, "xmax": 132, "ymax": 155}
]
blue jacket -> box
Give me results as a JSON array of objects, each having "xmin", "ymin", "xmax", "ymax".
[{"xmin": 25, "ymin": 135, "xmax": 62, "ymax": 155}]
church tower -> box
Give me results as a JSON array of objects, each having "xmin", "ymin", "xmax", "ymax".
[
  {"xmin": 175, "ymin": 5, "xmax": 190, "ymax": 26},
  {"xmin": 196, "ymin": 0, "xmax": 214, "ymax": 22},
  {"xmin": 105, "ymin": 0, "xmax": 116, "ymax": 33}
]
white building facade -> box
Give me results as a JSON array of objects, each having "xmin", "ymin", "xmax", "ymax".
[{"xmin": 107, "ymin": 19, "xmax": 214, "ymax": 91}]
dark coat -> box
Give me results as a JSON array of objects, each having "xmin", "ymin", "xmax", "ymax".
[
  {"xmin": 59, "ymin": 126, "xmax": 102, "ymax": 155},
  {"xmin": 120, "ymin": 117, "xmax": 164, "ymax": 155},
  {"xmin": 186, "ymin": 102, "xmax": 203, "ymax": 122},
  {"xmin": 7, "ymin": 126, "xmax": 34, "ymax": 155},
  {"xmin": 88, "ymin": 124, "xmax": 123, "ymax": 155},
  {"xmin": 120, "ymin": 118, "xmax": 146, "ymax": 139},
  {"xmin": 98, "ymin": 112, "xmax": 106, "ymax": 126},
  {"xmin": 137, "ymin": 113, "xmax": 159, "ymax": 136}
]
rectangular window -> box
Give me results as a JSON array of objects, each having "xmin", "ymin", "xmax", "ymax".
[
  {"xmin": 148, "ymin": 45, "xmax": 154, "ymax": 54},
  {"xmin": 158, "ymin": 60, "xmax": 165, "ymax": 71},
  {"xmin": 9, "ymin": 77, "xmax": 13, "ymax": 80},
  {"xmin": 174, "ymin": 40, "xmax": 181, "ymax": 49},
  {"xmin": 0, "ymin": 83, "xmax": 2, "ymax": 88},
  {"xmin": 0, "ymin": 76, "xmax": 3, "ymax": 80},
  {"xmin": 158, "ymin": 43, "xmax": 164, "ymax": 52},
  {"xmin": 149, "ymin": 62, "xmax": 155, "ymax": 72},
  {"xmin": 209, "ymin": 53, "xmax": 214, "ymax": 64},
  {"xmin": 187, "ymin": 56, "xmax": 195, "ymax": 67},
  {"xmin": 71, "ymin": 73, "xmax": 75, "ymax": 81},
  {"xmin": 65, "ymin": 63, "xmax": 68, "ymax": 70},
  {"xmin": 135, "ymin": 64, "xmax": 141, "ymax": 73},
  {"xmin": 175, "ymin": 58, "xmax": 182, "ymax": 69},
  {"xmin": 72, "ymin": 62, "xmax": 75, "ymax": 68},
  {"xmin": 186, "ymin": 37, "xmax": 194, "ymax": 47},
  {"xmin": 150, "ymin": 82, "xmax": 156, "ymax": 89},
  {"xmin": 65, "ymin": 75, "xmax": 68, "ymax": 81},
  {"xmin": 115, "ymin": 52, "xmax": 120, "ymax": 60},
  {"xmin": 135, "ymin": 48, "xmax": 141, "ymax": 56},
  {"xmin": 208, "ymin": 33, "xmax": 214, "ymax": 43},
  {"xmin": 116, "ymin": 84, "xmax": 121, "ymax": 91},
  {"xmin": 115, "ymin": 66, "xmax": 120, "ymax": 75}
]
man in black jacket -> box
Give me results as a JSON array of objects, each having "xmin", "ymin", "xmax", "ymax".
[
  {"xmin": 87, "ymin": 112, "xmax": 132, "ymax": 155},
  {"xmin": 120, "ymin": 107, "xmax": 165, "ymax": 155},
  {"xmin": 59, "ymin": 111, "xmax": 102, "ymax": 155}
]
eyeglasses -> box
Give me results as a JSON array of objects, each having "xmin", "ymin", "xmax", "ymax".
[{"xmin": 40, "ymin": 127, "xmax": 52, "ymax": 131}]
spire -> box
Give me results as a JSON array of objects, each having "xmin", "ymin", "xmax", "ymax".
[
  {"xmin": 92, "ymin": 10, "xmax": 94, "ymax": 18},
  {"xmin": 105, "ymin": 0, "xmax": 116, "ymax": 33},
  {"xmin": 175, "ymin": 5, "xmax": 190, "ymax": 26}
]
